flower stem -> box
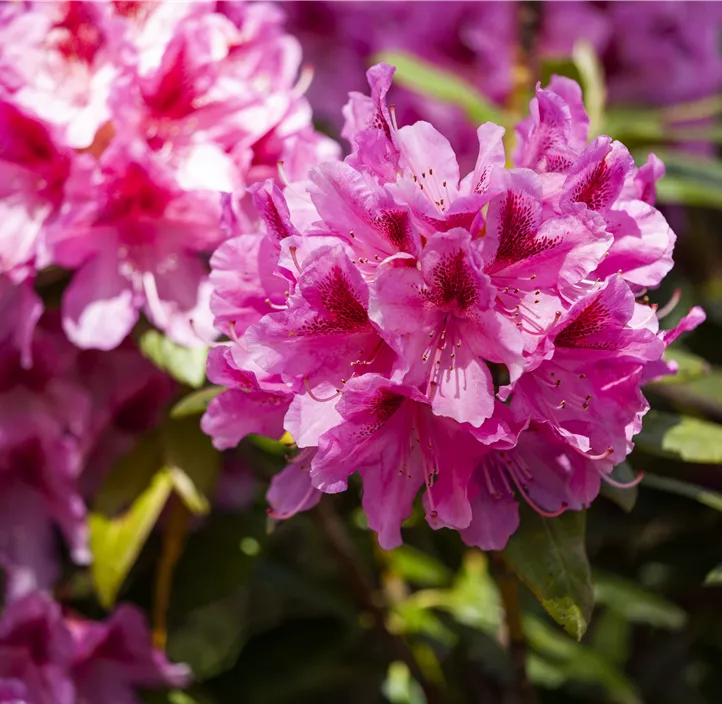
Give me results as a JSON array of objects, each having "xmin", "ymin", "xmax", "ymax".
[
  {"xmin": 492, "ymin": 552, "xmax": 538, "ymax": 704},
  {"xmin": 314, "ymin": 499, "xmax": 442, "ymax": 704}
]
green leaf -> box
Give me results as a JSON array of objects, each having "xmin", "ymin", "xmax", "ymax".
[
  {"xmin": 139, "ymin": 329, "xmax": 208, "ymax": 388},
  {"xmin": 170, "ymin": 386, "xmax": 224, "ymax": 418},
  {"xmin": 372, "ymin": 50, "xmax": 508, "ymax": 126},
  {"xmin": 525, "ymin": 615, "xmax": 641, "ymax": 703},
  {"xmin": 162, "ymin": 416, "xmax": 221, "ymax": 516},
  {"xmin": 704, "ymin": 564, "xmax": 722, "ymax": 586},
  {"xmin": 635, "ymin": 411, "xmax": 722, "ymax": 463},
  {"xmin": 599, "ymin": 462, "xmax": 639, "ymax": 513},
  {"xmin": 653, "ymin": 348, "xmax": 710, "ymax": 385},
  {"xmin": 382, "ymin": 661, "xmax": 427, "ymax": 704},
  {"xmin": 503, "ymin": 507, "xmax": 593, "ymax": 640},
  {"xmin": 594, "ymin": 572, "xmax": 686, "ymax": 630},
  {"xmin": 90, "ymin": 468, "xmax": 174, "ymax": 609},
  {"xmin": 167, "ymin": 588, "xmax": 247, "ymax": 681},
  {"xmin": 386, "ymin": 546, "xmax": 453, "ymax": 587},
  {"xmin": 93, "ymin": 430, "xmax": 163, "ymax": 515},
  {"xmin": 643, "ymin": 474, "xmax": 722, "ymax": 512},
  {"xmin": 572, "ymin": 40, "xmax": 606, "ymax": 138}
]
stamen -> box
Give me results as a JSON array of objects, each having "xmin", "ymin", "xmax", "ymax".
[
  {"xmin": 571, "ymin": 445, "xmax": 614, "ymax": 461},
  {"xmin": 289, "ymin": 246, "xmax": 302, "ymax": 274},
  {"xmin": 631, "ymin": 304, "xmax": 658, "ymax": 330},
  {"xmin": 506, "ymin": 468, "xmax": 568, "ymax": 518},
  {"xmin": 388, "ymin": 104, "xmax": 399, "ymax": 132},
  {"xmin": 303, "ymin": 378, "xmax": 341, "ymax": 403},
  {"xmin": 266, "ymin": 298, "xmax": 287, "ymax": 311},
  {"xmin": 292, "ymin": 64, "xmax": 314, "ymax": 98},
  {"xmin": 600, "ymin": 468, "xmax": 644, "ymax": 489},
  {"xmin": 657, "ymin": 288, "xmax": 681, "ymax": 320}
]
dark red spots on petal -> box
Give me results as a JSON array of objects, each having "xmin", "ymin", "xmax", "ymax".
[
  {"xmin": 372, "ymin": 109, "xmax": 392, "ymax": 140},
  {"xmin": 424, "ymin": 251, "xmax": 479, "ymax": 312},
  {"xmin": 262, "ymin": 200, "xmax": 294, "ymax": 241},
  {"xmin": 299, "ymin": 267, "xmax": 370, "ymax": 335},
  {"xmin": 491, "ymin": 190, "xmax": 558, "ymax": 268},
  {"xmin": 554, "ymin": 297, "xmax": 613, "ymax": 348},
  {"xmin": 53, "ymin": 3, "xmax": 104, "ymax": 64},
  {"xmin": 372, "ymin": 209, "xmax": 411, "ymax": 250},
  {"xmin": 353, "ymin": 389, "xmax": 405, "ymax": 438},
  {"xmin": 570, "ymin": 159, "xmax": 614, "ymax": 212}
]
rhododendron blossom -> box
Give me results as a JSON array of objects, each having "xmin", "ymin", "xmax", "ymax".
[
  {"xmin": 204, "ymin": 63, "xmax": 704, "ymax": 551},
  {"xmin": 0, "ymin": 0, "xmax": 338, "ymax": 350}
]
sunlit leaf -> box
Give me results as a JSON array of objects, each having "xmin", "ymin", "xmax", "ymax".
[
  {"xmin": 704, "ymin": 564, "xmax": 722, "ymax": 586},
  {"xmin": 642, "ymin": 474, "xmax": 722, "ymax": 512},
  {"xmin": 382, "ymin": 661, "xmax": 427, "ymax": 704},
  {"xmin": 90, "ymin": 469, "xmax": 174, "ymax": 609},
  {"xmin": 594, "ymin": 572, "xmax": 686, "ymax": 630},
  {"xmin": 170, "ymin": 386, "xmax": 224, "ymax": 418},
  {"xmin": 653, "ymin": 348, "xmax": 710, "ymax": 385},
  {"xmin": 386, "ymin": 546, "xmax": 452, "ymax": 587},
  {"xmin": 373, "ymin": 50, "xmax": 507, "ymax": 126},
  {"xmin": 635, "ymin": 411, "xmax": 722, "ymax": 463},
  {"xmin": 139, "ymin": 329, "xmax": 208, "ymax": 388},
  {"xmin": 599, "ymin": 462, "xmax": 639, "ymax": 513},
  {"xmin": 503, "ymin": 507, "xmax": 593, "ymax": 640},
  {"xmin": 572, "ymin": 40, "xmax": 606, "ymax": 137}
]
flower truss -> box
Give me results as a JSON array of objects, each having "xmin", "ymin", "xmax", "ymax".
[
  {"xmin": 0, "ymin": 0, "xmax": 337, "ymax": 350},
  {"xmin": 203, "ymin": 63, "xmax": 705, "ymax": 551}
]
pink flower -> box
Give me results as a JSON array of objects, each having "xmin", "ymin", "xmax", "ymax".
[
  {"xmin": 203, "ymin": 63, "xmax": 701, "ymax": 550},
  {"xmin": 0, "ymin": 100, "xmax": 71, "ymax": 282},
  {"xmin": 46, "ymin": 139, "xmax": 222, "ymax": 350},
  {"xmin": 67, "ymin": 603, "xmax": 189, "ymax": 703},
  {"xmin": 0, "ymin": 592, "xmax": 188, "ymax": 704}
]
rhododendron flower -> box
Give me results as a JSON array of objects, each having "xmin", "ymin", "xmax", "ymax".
[
  {"xmin": 46, "ymin": 138, "xmax": 223, "ymax": 350},
  {"xmin": 0, "ymin": 592, "xmax": 188, "ymax": 704},
  {"xmin": 1, "ymin": 0, "xmax": 338, "ymax": 354},
  {"xmin": 202, "ymin": 62, "xmax": 704, "ymax": 550}
]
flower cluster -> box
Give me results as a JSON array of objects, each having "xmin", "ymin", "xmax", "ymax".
[
  {"xmin": 0, "ymin": 591, "xmax": 188, "ymax": 703},
  {"xmin": 203, "ymin": 64, "xmax": 705, "ymax": 551},
  {"xmin": 0, "ymin": 0, "xmax": 337, "ymax": 351}
]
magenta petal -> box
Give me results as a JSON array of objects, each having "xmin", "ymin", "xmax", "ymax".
[
  {"xmin": 460, "ymin": 490, "xmax": 519, "ymax": 551},
  {"xmin": 62, "ymin": 252, "xmax": 138, "ymax": 351},
  {"xmin": 267, "ymin": 452, "xmax": 321, "ymax": 520}
]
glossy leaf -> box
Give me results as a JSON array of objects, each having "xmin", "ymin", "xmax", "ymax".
[
  {"xmin": 140, "ymin": 329, "xmax": 208, "ymax": 388},
  {"xmin": 90, "ymin": 468, "xmax": 174, "ymax": 609},
  {"xmin": 635, "ymin": 411, "xmax": 722, "ymax": 463},
  {"xmin": 170, "ymin": 386, "xmax": 224, "ymax": 418},
  {"xmin": 373, "ymin": 50, "xmax": 507, "ymax": 126},
  {"xmin": 503, "ymin": 507, "xmax": 593, "ymax": 640}
]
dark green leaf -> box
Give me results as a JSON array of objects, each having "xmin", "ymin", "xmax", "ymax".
[
  {"xmin": 599, "ymin": 462, "xmax": 639, "ymax": 513},
  {"xmin": 372, "ymin": 50, "xmax": 508, "ymax": 126},
  {"xmin": 642, "ymin": 474, "xmax": 722, "ymax": 512},
  {"xmin": 170, "ymin": 386, "xmax": 224, "ymax": 418},
  {"xmin": 503, "ymin": 507, "xmax": 593, "ymax": 640},
  {"xmin": 635, "ymin": 411, "xmax": 722, "ymax": 463},
  {"xmin": 594, "ymin": 572, "xmax": 686, "ymax": 629},
  {"xmin": 139, "ymin": 329, "xmax": 208, "ymax": 388},
  {"xmin": 162, "ymin": 416, "xmax": 221, "ymax": 516},
  {"xmin": 167, "ymin": 588, "xmax": 247, "ymax": 681},
  {"xmin": 93, "ymin": 431, "xmax": 163, "ymax": 515}
]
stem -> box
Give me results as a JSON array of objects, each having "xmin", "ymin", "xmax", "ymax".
[
  {"xmin": 152, "ymin": 496, "xmax": 190, "ymax": 650},
  {"xmin": 314, "ymin": 499, "xmax": 442, "ymax": 704},
  {"xmin": 492, "ymin": 553, "xmax": 537, "ymax": 704}
]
